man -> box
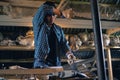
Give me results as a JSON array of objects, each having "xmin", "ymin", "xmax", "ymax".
[{"xmin": 32, "ymin": 1, "xmax": 75, "ymax": 68}]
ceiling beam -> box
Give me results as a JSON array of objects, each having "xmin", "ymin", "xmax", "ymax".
[
  {"xmin": 0, "ymin": 0, "xmax": 46, "ymax": 8},
  {"xmin": 0, "ymin": 2, "xmax": 9, "ymax": 6},
  {"xmin": 10, "ymin": 0, "xmax": 45, "ymax": 8}
]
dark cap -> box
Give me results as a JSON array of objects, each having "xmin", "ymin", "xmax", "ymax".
[
  {"xmin": 43, "ymin": 1, "xmax": 56, "ymax": 8},
  {"xmin": 46, "ymin": 11, "xmax": 55, "ymax": 16}
]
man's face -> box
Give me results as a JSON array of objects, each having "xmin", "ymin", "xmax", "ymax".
[{"xmin": 45, "ymin": 14, "xmax": 55, "ymax": 26}]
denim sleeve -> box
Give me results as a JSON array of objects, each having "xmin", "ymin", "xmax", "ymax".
[
  {"xmin": 32, "ymin": 5, "xmax": 53, "ymax": 26},
  {"xmin": 32, "ymin": 4, "xmax": 53, "ymax": 46}
]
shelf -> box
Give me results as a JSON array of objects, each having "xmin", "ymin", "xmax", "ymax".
[
  {"xmin": 0, "ymin": 46, "xmax": 119, "ymax": 51},
  {"xmin": 0, "ymin": 46, "xmax": 34, "ymax": 51},
  {"xmin": 0, "ymin": 59, "xmax": 33, "ymax": 63},
  {"xmin": 0, "ymin": 57, "xmax": 119, "ymax": 63},
  {"xmin": 0, "ymin": 15, "xmax": 120, "ymax": 29}
]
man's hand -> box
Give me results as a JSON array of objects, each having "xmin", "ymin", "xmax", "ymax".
[
  {"xmin": 53, "ymin": 8, "xmax": 62, "ymax": 16},
  {"xmin": 67, "ymin": 54, "xmax": 76, "ymax": 65},
  {"xmin": 66, "ymin": 51, "xmax": 76, "ymax": 59},
  {"xmin": 67, "ymin": 53, "xmax": 76, "ymax": 60},
  {"xmin": 66, "ymin": 51, "xmax": 76, "ymax": 64}
]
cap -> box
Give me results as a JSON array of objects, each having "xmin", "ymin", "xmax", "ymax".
[
  {"xmin": 46, "ymin": 10, "xmax": 55, "ymax": 16},
  {"xmin": 43, "ymin": 1, "xmax": 56, "ymax": 8}
]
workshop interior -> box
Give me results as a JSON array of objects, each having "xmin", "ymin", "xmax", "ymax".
[{"xmin": 0, "ymin": 0, "xmax": 120, "ymax": 80}]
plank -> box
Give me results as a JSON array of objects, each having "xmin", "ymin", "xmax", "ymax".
[
  {"xmin": 106, "ymin": 27, "xmax": 120, "ymax": 35},
  {"xmin": 0, "ymin": 15, "xmax": 120, "ymax": 29},
  {"xmin": 0, "ymin": 66, "xmax": 63, "ymax": 75}
]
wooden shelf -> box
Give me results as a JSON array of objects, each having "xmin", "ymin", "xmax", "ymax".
[
  {"xmin": 0, "ymin": 46, "xmax": 119, "ymax": 51},
  {"xmin": 0, "ymin": 46, "xmax": 34, "ymax": 51},
  {"xmin": 0, "ymin": 59, "xmax": 33, "ymax": 63},
  {"xmin": 0, "ymin": 15, "xmax": 120, "ymax": 29}
]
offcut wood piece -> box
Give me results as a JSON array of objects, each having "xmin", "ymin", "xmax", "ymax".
[{"xmin": 0, "ymin": 66, "xmax": 63, "ymax": 75}]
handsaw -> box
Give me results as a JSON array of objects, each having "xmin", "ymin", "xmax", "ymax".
[
  {"xmin": 57, "ymin": 0, "xmax": 69, "ymax": 10},
  {"xmin": 67, "ymin": 58, "xmax": 78, "ymax": 71},
  {"xmin": 67, "ymin": 58, "xmax": 90, "ymax": 78},
  {"xmin": 54, "ymin": 0, "xmax": 69, "ymax": 18}
]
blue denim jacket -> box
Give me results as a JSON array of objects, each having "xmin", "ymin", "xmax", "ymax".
[{"xmin": 32, "ymin": 4, "xmax": 70, "ymax": 67}]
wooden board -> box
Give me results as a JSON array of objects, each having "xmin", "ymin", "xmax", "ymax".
[
  {"xmin": 106, "ymin": 27, "xmax": 120, "ymax": 35},
  {"xmin": 0, "ymin": 16, "xmax": 120, "ymax": 29},
  {"xmin": 0, "ymin": 66, "xmax": 63, "ymax": 75}
]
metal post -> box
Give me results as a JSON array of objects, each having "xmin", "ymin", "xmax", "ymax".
[{"xmin": 90, "ymin": 0, "xmax": 107, "ymax": 80}]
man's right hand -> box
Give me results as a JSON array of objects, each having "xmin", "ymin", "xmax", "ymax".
[{"xmin": 53, "ymin": 8, "xmax": 62, "ymax": 16}]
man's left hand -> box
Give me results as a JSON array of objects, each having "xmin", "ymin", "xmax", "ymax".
[{"xmin": 67, "ymin": 53, "xmax": 76, "ymax": 60}]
